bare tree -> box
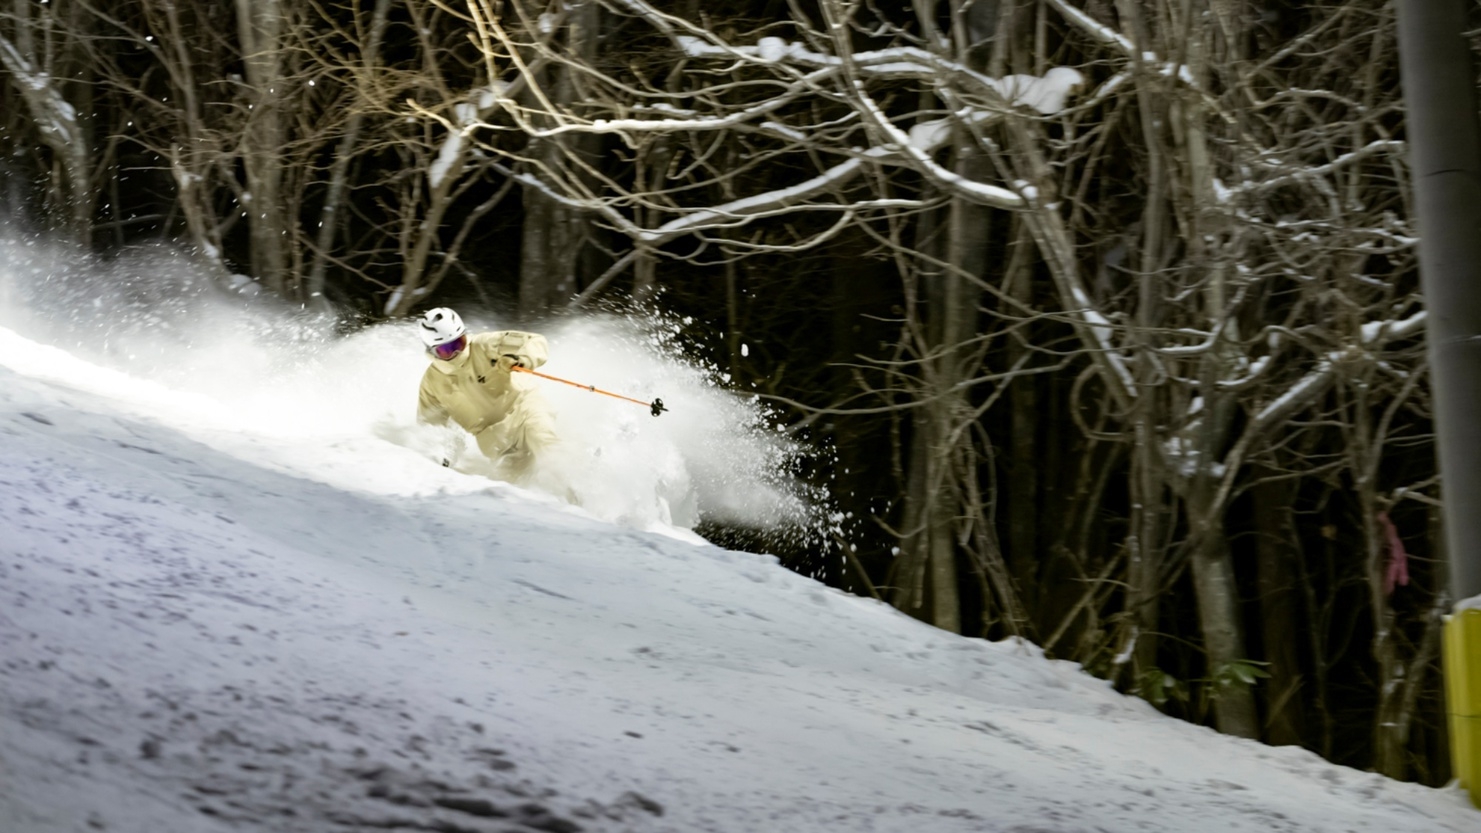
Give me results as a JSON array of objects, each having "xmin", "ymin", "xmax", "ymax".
[{"xmin": 0, "ymin": 0, "xmax": 95, "ymax": 240}]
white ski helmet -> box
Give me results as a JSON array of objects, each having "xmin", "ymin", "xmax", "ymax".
[{"xmin": 418, "ymin": 307, "xmax": 466, "ymax": 349}]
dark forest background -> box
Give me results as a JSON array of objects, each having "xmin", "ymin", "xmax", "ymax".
[{"xmin": 1, "ymin": 0, "xmax": 1465, "ymax": 785}]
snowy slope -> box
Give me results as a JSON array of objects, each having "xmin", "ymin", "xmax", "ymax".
[{"xmin": 1, "ymin": 314, "xmax": 1477, "ymax": 831}]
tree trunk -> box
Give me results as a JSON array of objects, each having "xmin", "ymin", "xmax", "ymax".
[
  {"xmin": 1175, "ymin": 1, "xmax": 1258, "ymax": 739},
  {"xmin": 927, "ymin": 436, "xmax": 962, "ymax": 635},
  {"xmin": 1005, "ymin": 227, "xmax": 1039, "ymax": 620},
  {"xmin": 1184, "ymin": 379, "xmax": 1258, "ymax": 738},
  {"xmin": 518, "ymin": 168, "xmax": 585, "ymax": 317},
  {"xmin": 1115, "ymin": 0, "xmax": 1170, "ymax": 688},
  {"xmin": 518, "ymin": 0, "xmax": 597, "ymax": 319},
  {"xmin": 890, "ymin": 7, "xmax": 1004, "ymax": 635},
  {"xmin": 236, "ymin": 0, "xmax": 290, "ymax": 296},
  {"xmin": 1252, "ymin": 470, "xmax": 1306, "ymax": 746},
  {"xmin": 1188, "ymin": 494, "xmax": 1260, "ymax": 739},
  {"xmin": 1126, "ymin": 415, "xmax": 1165, "ymax": 683},
  {"xmin": 1368, "ymin": 507, "xmax": 1405, "ymax": 777},
  {"xmin": 905, "ymin": 132, "xmax": 994, "ymax": 636}
]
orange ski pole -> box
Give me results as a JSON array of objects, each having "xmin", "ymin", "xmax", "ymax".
[{"xmin": 512, "ymin": 365, "xmax": 668, "ymax": 417}]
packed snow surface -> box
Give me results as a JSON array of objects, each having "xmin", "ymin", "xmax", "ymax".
[{"xmin": 2, "ymin": 240, "xmax": 1478, "ymax": 832}]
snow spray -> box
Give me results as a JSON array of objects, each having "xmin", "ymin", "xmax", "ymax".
[{"xmin": 0, "ymin": 230, "xmax": 848, "ymax": 559}]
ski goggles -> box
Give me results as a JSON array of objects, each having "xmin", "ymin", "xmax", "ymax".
[{"xmin": 428, "ymin": 334, "xmax": 467, "ymax": 361}]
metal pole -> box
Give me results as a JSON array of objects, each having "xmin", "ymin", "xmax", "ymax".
[
  {"xmin": 511, "ymin": 366, "xmax": 668, "ymax": 416},
  {"xmin": 1396, "ymin": 0, "xmax": 1481, "ymax": 806},
  {"xmin": 1396, "ymin": 0, "xmax": 1481, "ymax": 605}
]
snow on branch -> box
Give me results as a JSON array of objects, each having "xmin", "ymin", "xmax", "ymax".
[
  {"xmin": 607, "ymin": 103, "xmax": 1033, "ymax": 245},
  {"xmin": 533, "ymin": 3, "xmax": 1082, "ymax": 250},
  {"xmin": 806, "ymin": 46, "xmax": 1084, "ymax": 116},
  {"xmin": 1043, "ymin": 0, "xmax": 1134, "ymax": 53},
  {"xmin": 1216, "ymin": 356, "xmax": 1273, "ymax": 390},
  {"xmin": 1066, "ymin": 284, "xmax": 1136, "ymax": 394},
  {"xmin": 479, "ymin": 74, "xmax": 826, "ymax": 143},
  {"xmin": 1232, "ymin": 140, "xmax": 1406, "ymax": 197},
  {"xmin": 671, "ymin": 34, "xmax": 1085, "ymax": 118},
  {"xmin": 1045, "ymin": 0, "xmax": 1196, "ymax": 89},
  {"xmin": 676, "ymin": 34, "xmax": 840, "ymax": 67},
  {"xmin": 614, "ymin": 0, "xmax": 1087, "ymax": 119},
  {"xmin": 1249, "ymin": 360, "xmax": 1337, "ymax": 437},
  {"xmin": 989, "ymin": 68, "xmax": 1088, "ymax": 116},
  {"xmin": 0, "ymin": 34, "xmax": 82, "ymax": 149},
  {"xmin": 1361, "ymin": 310, "xmax": 1427, "ymax": 345},
  {"xmin": 428, "ymin": 133, "xmax": 465, "ymax": 190},
  {"xmin": 604, "ymin": 0, "xmax": 683, "ymax": 37},
  {"xmin": 498, "ymin": 166, "xmax": 644, "ymax": 239},
  {"xmin": 911, "ymin": 155, "xmax": 1028, "ymax": 208},
  {"xmin": 415, "ymin": 86, "xmax": 505, "ymax": 190},
  {"xmin": 637, "ymin": 159, "xmax": 867, "ymax": 244},
  {"xmin": 1155, "ymin": 327, "xmax": 1221, "ymax": 357},
  {"xmin": 851, "ymin": 83, "xmax": 1026, "ymax": 209}
]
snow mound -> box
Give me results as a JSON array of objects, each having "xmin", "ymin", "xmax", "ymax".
[{"xmin": 0, "ymin": 232, "xmax": 834, "ymax": 545}]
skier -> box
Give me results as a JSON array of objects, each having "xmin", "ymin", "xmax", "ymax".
[{"xmin": 416, "ymin": 307, "xmax": 559, "ymax": 482}]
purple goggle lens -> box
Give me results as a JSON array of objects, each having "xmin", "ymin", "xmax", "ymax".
[{"xmin": 430, "ymin": 334, "xmax": 467, "ymax": 360}]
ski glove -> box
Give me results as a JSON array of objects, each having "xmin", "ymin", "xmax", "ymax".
[{"xmin": 496, "ymin": 353, "xmax": 529, "ymax": 373}]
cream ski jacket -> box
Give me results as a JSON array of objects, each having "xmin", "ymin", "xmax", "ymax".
[{"xmin": 416, "ymin": 331, "xmax": 558, "ymax": 474}]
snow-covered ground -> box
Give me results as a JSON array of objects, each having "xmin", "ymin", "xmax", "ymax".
[{"xmin": 1, "ymin": 243, "xmax": 1477, "ymax": 832}]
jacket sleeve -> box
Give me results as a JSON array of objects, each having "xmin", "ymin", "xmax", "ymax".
[
  {"xmin": 417, "ymin": 380, "xmax": 448, "ymax": 425},
  {"xmin": 489, "ymin": 331, "xmax": 548, "ymax": 370}
]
